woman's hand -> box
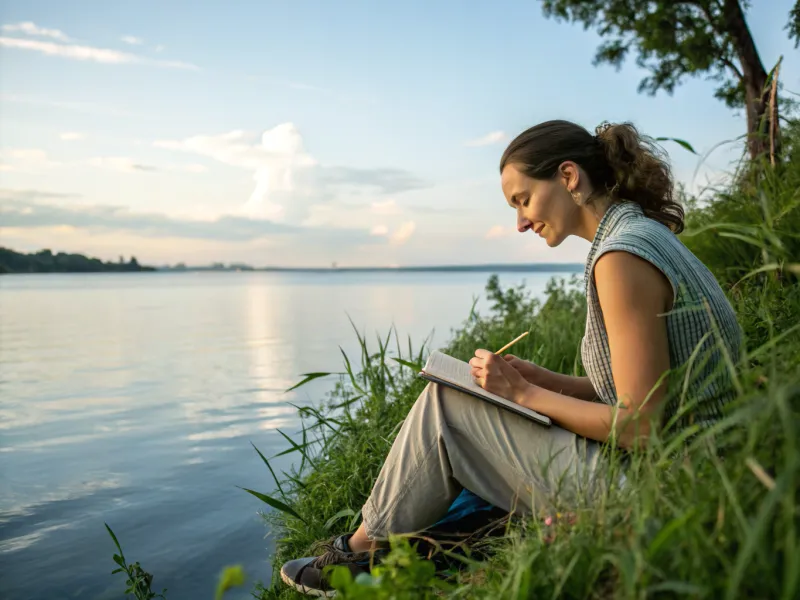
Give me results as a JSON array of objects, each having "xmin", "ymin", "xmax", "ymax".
[
  {"xmin": 469, "ymin": 349, "xmax": 531, "ymax": 404},
  {"xmin": 501, "ymin": 354, "xmax": 543, "ymax": 385}
]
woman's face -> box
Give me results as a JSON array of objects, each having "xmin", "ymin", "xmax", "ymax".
[{"xmin": 500, "ymin": 162, "xmax": 581, "ymax": 247}]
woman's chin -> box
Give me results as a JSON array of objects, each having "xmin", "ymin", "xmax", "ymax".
[{"xmin": 543, "ymin": 231, "xmax": 563, "ymax": 247}]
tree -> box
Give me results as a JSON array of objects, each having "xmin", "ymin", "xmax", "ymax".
[{"xmin": 541, "ymin": 0, "xmax": 798, "ymax": 160}]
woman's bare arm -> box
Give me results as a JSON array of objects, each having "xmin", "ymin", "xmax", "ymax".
[
  {"xmin": 514, "ymin": 251, "xmax": 673, "ymax": 448},
  {"xmin": 504, "ymin": 355, "xmax": 598, "ymax": 401}
]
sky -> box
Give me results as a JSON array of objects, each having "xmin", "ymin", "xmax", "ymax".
[{"xmin": 1, "ymin": 0, "xmax": 798, "ymax": 268}]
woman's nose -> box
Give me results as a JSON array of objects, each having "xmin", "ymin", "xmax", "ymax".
[{"xmin": 517, "ymin": 216, "xmax": 532, "ymax": 233}]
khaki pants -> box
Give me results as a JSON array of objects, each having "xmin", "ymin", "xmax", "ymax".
[{"xmin": 362, "ymin": 382, "xmax": 604, "ymax": 539}]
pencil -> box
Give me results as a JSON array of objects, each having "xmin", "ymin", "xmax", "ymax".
[{"xmin": 494, "ymin": 331, "xmax": 529, "ymax": 355}]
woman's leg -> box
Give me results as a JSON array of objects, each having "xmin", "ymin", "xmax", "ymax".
[
  {"xmin": 280, "ymin": 381, "xmax": 603, "ymax": 595},
  {"xmin": 351, "ymin": 381, "xmax": 602, "ymax": 549}
]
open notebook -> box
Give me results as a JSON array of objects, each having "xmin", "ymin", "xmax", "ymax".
[{"xmin": 419, "ymin": 350, "xmax": 551, "ymax": 427}]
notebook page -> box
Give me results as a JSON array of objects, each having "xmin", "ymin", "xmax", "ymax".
[
  {"xmin": 425, "ymin": 351, "xmax": 510, "ymax": 402},
  {"xmin": 422, "ymin": 350, "xmax": 552, "ymax": 426},
  {"xmin": 425, "ymin": 350, "xmax": 472, "ymax": 385}
]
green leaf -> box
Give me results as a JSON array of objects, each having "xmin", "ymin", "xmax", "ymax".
[
  {"xmin": 329, "ymin": 565, "xmax": 354, "ymax": 589},
  {"xmin": 111, "ymin": 568, "xmax": 124, "ymax": 575},
  {"xmin": 274, "ymin": 428, "xmax": 318, "ymax": 470},
  {"xmin": 238, "ymin": 487, "xmax": 306, "ymax": 523},
  {"xmin": 391, "ymin": 357, "xmax": 423, "ymax": 372},
  {"xmin": 286, "ymin": 372, "xmax": 337, "ymax": 392},
  {"xmin": 656, "ymin": 136, "xmax": 698, "ymax": 155},
  {"xmin": 324, "ymin": 508, "xmax": 356, "ymax": 530},
  {"xmin": 250, "ymin": 442, "xmax": 285, "ymax": 500},
  {"xmin": 215, "ymin": 564, "xmax": 246, "ymax": 600},
  {"xmin": 113, "ymin": 553, "xmax": 126, "ymax": 568},
  {"xmin": 647, "ymin": 508, "xmax": 697, "ymax": 559},
  {"xmin": 104, "ymin": 523, "xmax": 124, "ymax": 558},
  {"xmin": 340, "ymin": 347, "xmax": 366, "ymax": 394}
]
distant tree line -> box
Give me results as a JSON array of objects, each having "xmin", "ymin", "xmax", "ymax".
[{"xmin": 0, "ymin": 247, "xmax": 155, "ymax": 274}]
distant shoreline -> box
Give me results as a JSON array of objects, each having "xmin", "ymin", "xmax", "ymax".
[
  {"xmin": 3, "ymin": 263, "xmax": 584, "ymax": 275},
  {"xmin": 158, "ymin": 263, "xmax": 584, "ymax": 274}
]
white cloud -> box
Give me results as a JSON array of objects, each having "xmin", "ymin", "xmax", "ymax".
[
  {"xmin": 156, "ymin": 125, "xmax": 317, "ymax": 222},
  {"xmin": 390, "ymin": 221, "xmax": 416, "ymax": 245},
  {"xmin": 84, "ymin": 156, "xmax": 204, "ymax": 174},
  {"xmin": 465, "ymin": 131, "xmax": 508, "ymax": 147},
  {"xmin": 370, "ymin": 224, "xmax": 389, "ymax": 236},
  {"xmin": 154, "ymin": 44, "xmax": 165, "ymax": 53},
  {"xmin": 0, "ymin": 36, "xmax": 198, "ymax": 70},
  {"xmin": 156, "ymin": 125, "xmax": 427, "ymax": 224},
  {"xmin": 87, "ymin": 156, "xmax": 158, "ymax": 173},
  {"xmin": 485, "ymin": 225, "xmax": 514, "ymax": 239},
  {"xmin": 371, "ymin": 199, "xmax": 400, "ymax": 215},
  {"xmin": 181, "ymin": 163, "xmax": 207, "ymax": 174},
  {"xmin": 2, "ymin": 21, "xmax": 70, "ymax": 42},
  {"xmin": 2, "ymin": 93, "xmax": 141, "ymax": 118},
  {"xmin": 59, "ymin": 132, "xmax": 85, "ymax": 141},
  {"xmin": 120, "ymin": 35, "xmax": 144, "ymax": 45},
  {"xmin": 2, "ymin": 148, "xmax": 61, "ymax": 170}
]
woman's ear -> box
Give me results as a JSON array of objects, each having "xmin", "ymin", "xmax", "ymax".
[{"xmin": 558, "ymin": 161, "xmax": 580, "ymax": 193}]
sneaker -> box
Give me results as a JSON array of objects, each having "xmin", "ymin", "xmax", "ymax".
[{"xmin": 279, "ymin": 534, "xmax": 381, "ymax": 597}]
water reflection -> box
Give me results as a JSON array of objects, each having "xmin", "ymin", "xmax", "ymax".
[{"xmin": 0, "ymin": 270, "xmax": 562, "ymax": 600}]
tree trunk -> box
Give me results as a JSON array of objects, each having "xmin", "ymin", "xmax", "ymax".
[{"xmin": 722, "ymin": 0, "xmax": 780, "ymax": 161}]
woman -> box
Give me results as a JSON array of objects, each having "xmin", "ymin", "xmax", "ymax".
[{"xmin": 280, "ymin": 120, "xmax": 742, "ymax": 596}]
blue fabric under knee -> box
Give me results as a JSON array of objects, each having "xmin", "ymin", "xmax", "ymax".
[{"xmin": 432, "ymin": 489, "xmax": 496, "ymax": 526}]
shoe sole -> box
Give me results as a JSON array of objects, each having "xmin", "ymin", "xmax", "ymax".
[{"xmin": 280, "ymin": 566, "xmax": 337, "ymax": 598}]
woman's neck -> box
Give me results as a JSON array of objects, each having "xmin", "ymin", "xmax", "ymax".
[{"xmin": 576, "ymin": 196, "xmax": 614, "ymax": 242}]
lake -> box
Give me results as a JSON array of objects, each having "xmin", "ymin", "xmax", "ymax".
[{"xmin": 0, "ymin": 270, "xmax": 578, "ymax": 599}]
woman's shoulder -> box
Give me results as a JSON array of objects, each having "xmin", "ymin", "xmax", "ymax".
[{"xmin": 595, "ymin": 208, "xmax": 679, "ymax": 268}]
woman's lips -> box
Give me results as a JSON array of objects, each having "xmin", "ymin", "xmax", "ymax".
[{"xmin": 534, "ymin": 223, "xmax": 545, "ymax": 236}]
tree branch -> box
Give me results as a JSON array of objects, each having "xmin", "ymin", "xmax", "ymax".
[
  {"xmin": 675, "ymin": 0, "xmax": 743, "ymax": 81},
  {"xmin": 721, "ymin": 57, "xmax": 744, "ymax": 80}
]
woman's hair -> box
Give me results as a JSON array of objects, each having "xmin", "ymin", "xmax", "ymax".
[{"xmin": 499, "ymin": 120, "xmax": 684, "ymax": 233}]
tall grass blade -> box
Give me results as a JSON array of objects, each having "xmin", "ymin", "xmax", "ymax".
[
  {"xmin": 392, "ymin": 357, "xmax": 423, "ymax": 372},
  {"xmin": 104, "ymin": 523, "xmax": 124, "ymax": 559},
  {"xmin": 286, "ymin": 372, "xmax": 337, "ymax": 392},
  {"xmin": 238, "ymin": 487, "xmax": 306, "ymax": 523},
  {"xmin": 324, "ymin": 508, "xmax": 356, "ymax": 530},
  {"xmin": 655, "ymin": 136, "xmax": 698, "ymax": 155},
  {"xmin": 726, "ymin": 468, "xmax": 792, "ymax": 600},
  {"xmin": 250, "ymin": 442, "xmax": 285, "ymax": 500}
]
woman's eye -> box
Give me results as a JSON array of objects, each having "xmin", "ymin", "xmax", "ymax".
[{"xmin": 522, "ymin": 198, "xmax": 530, "ymax": 207}]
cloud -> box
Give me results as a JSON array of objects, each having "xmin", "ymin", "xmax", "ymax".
[
  {"xmin": 0, "ymin": 189, "xmax": 79, "ymax": 202},
  {"xmin": 59, "ymin": 132, "xmax": 85, "ymax": 141},
  {"xmin": 370, "ymin": 224, "xmax": 389, "ymax": 236},
  {"xmin": 2, "ymin": 93, "xmax": 141, "ymax": 118},
  {"xmin": 321, "ymin": 168, "xmax": 427, "ymax": 194},
  {"xmin": 370, "ymin": 200, "xmax": 401, "ymax": 215},
  {"xmin": 85, "ymin": 156, "xmax": 206, "ymax": 174},
  {"xmin": 154, "ymin": 44, "xmax": 165, "ymax": 53},
  {"xmin": 86, "ymin": 156, "xmax": 158, "ymax": 173},
  {"xmin": 2, "ymin": 148, "xmax": 61, "ymax": 170},
  {"xmin": 0, "ymin": 36, "xmax": 198, "ymax": 70},
  {"xmin": 485, "ymin": 225, "xmax": 515, "ymax": 239},
  {"xmin": 155, "ymin": 124, "xmax": 429, "ymax": 223},
  {"xmin": 465, "ymin": 131, "xmax": 508, "ymax": 147},
  {"xmin": 0, "ymin": 192, "xmax": 379, "ymax": 244},
  {"xmin": 390, "ymin": 221, "xmax": 416, "ymax": 245},
  {"xmin": 120, "ymin": 35, "xmax": 144, "ymax": 45},
  {"xmin": 2, "ymin": 21, "xmax": 70, "ymax": 42}
]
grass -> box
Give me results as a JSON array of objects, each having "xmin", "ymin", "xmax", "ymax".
[
  {"xmin": 249, "ymin": 125, "xmax": 800, "ymax": 600},
  {"xmin": 104, "ymin": 124, "xmax": 799, "ymax": 599}
]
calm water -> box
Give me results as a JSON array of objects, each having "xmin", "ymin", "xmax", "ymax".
[{"xmin": 0, "ymin": 270, "xmax": 568, "ymax": 599}]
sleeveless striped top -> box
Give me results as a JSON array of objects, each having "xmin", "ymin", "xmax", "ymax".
[{"xmin": 581, "ymin": 201, "xmax": 743, "ymax": 429}]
